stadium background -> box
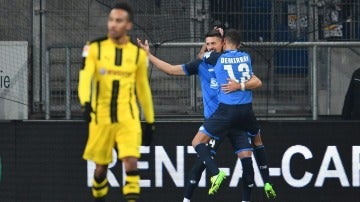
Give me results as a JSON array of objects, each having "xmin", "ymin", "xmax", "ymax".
[{"xmin": 1, "ymin": 0, "xmax": 360, "ymax": 201}]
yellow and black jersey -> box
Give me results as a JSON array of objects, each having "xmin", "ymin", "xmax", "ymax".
[{"xmin": 78, "ymin": 36, "xmax": 154, "ymax": 124}]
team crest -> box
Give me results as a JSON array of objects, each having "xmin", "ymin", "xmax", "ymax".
[{"xmin": 99, "ymin": 68, "xmax": 106, "ymax": 75}]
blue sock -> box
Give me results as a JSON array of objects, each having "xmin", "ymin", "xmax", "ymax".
[
  {"xmin": 184, "ymin": 158, "xmax": 206, "ymax": 199},
  {"xmin": 254, "ymin": 145, "xmax": 270, "ymax": 183},
  {"xmin": 194, "ymin": 143, "xmax": 219, "ymax": 176},
  {"xmin": 241, "ymin": 157, "xmax": 254, "ymax": 201}
]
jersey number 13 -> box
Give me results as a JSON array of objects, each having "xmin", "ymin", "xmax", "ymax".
[{"xmin": 224, "ymin": 63, "xmax": 250, "ymax": 83}]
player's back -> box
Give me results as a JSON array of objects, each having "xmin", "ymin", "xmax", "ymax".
[{"xmin": 214, "ymin": 50, "xmax": 253, "ymax": 105}]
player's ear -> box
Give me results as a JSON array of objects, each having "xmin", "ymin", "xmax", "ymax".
[{"xmin": 126, "ymin": 22, "xmax": 133, "ymax": 31}]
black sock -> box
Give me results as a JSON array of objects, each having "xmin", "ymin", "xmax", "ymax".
[
  {"xmin": 254, "ymin": 145, "xmax": 270, "ymax": 183},
  {"xmin": 241, "ymin": 157, "xmax": 254, "ymax": 201},
  {"xmin": 194, "ymin": 143, "xmax": 219, "ymax": 176},
  {"xmin": 184, "ymin": 158, "xmax": 206, "ymax": 199}
]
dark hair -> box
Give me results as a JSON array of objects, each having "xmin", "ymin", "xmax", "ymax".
[
  {"xmin": 205, "ymin": 29, "xmax": 222, "ymax": 39},
  {"xmin": 112, "ymin": 2, "xmax": 134, "ymax": 22},
  {"xmin": 224, "ymin": 29, "xmax": 241, "ymax": 45}
]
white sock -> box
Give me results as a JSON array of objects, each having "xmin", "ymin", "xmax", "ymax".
[{"xmin": 183, "ymin": 198, "xmax": 190, "ymax": 202}]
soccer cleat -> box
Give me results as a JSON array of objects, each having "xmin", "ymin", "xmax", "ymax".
[
  {"xmin": 208, "ymin": 170, "xmax": 226, "ymax": 195},
  {"xmin": 264, "ymin": 183, "xmax": 276, "ymax": 199}
]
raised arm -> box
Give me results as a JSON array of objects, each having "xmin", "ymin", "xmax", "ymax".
[{"xmin": 137, "ymin": 38, "xmax": 185, "ymax": 76}]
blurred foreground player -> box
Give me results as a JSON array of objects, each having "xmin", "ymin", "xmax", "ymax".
[{"xmin": 78, "ymin": 2, "xmax": 155, "ymax": 202}]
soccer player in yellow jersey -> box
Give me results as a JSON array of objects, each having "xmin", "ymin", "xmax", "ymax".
[{"xmin": 78, "ymin": 2, "xmax": 155, "ymax": 202}]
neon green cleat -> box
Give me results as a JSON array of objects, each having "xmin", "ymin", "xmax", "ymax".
[
  {"xmin": 208, "ymin": 170, "xmax": 226, "ymax": 195},
  {"xmin": 264, "ymin": 183, "xmax": 276, "ymax": 199}
]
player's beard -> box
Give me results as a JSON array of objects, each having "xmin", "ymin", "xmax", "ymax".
[
  {"xmin": 108, "ymin": 30, "xmax": 127, "ymax": 44},
  {"xmin": 108, "ymin": 29, "xmax": 120, "ymax": 39}
]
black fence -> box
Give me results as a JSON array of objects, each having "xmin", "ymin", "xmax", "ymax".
[{"xmin": 0, "ymin": 120, "xmax": 360, "ymax": 202}]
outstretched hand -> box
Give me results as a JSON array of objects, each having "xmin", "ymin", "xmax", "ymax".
[{"xmin": 137, "ymin": 38, "xmax": 150, "ymax": 54}]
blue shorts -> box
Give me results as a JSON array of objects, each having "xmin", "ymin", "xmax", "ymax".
[
  {"xmin": 202, "ymin": 103, "xmax": 260, "ymax": 140},
  {"xmin": 199, "ymin": 127, "xmax": 252, "ymax": 155},
  {"xmin": 227, "ymin": 129, "xmax": 253, "ymax": 154}
]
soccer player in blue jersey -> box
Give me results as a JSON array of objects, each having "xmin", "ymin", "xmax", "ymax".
[
  {"xmin": 137, "ymin": 29, "xmax": 274, "ymax": 201},
  {"xmin": 191, "ymin": 29, "xmax": 276, "ymax": 201}
]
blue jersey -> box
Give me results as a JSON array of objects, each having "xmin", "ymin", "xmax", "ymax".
[
  {"xmin": 205, "ymin": 50, "xmax": 253, "ymax": 105},
  {"xmin": 182, "ymin": 57, "xmax": 219, "ymax": 119}
]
